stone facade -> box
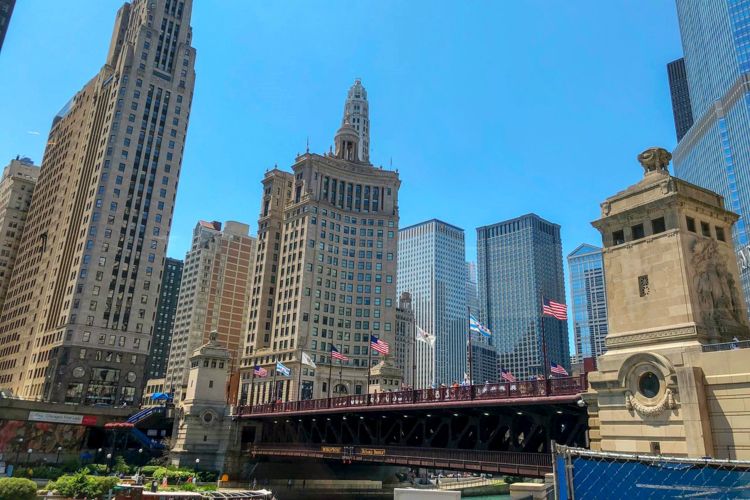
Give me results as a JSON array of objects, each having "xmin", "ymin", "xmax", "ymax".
[
  {"xmin": 586, "ymin": 147, "xmax": 750, "ymax": 459},
  {"xmin": 170, "ymin": 332, "xmax": 232, "ymax": 471},
  {"xmin": 240, "ymin": 80, "xmax": 400, "ymax": 404},
  {"xmin": 0, "ymin": 158, "xmax": 38, "ymax": 312},
  {"xmin": 0, "ymin": 0, "xmax": 196, "ymax": 403},
  {"xmin": 395, "ymin": 292, "xmax": 414, "ymax": 388}
]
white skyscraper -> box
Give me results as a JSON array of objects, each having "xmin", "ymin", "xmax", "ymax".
[{"xmin": 398, "ymin": 219, "xmax": 467, "ymax": 387}]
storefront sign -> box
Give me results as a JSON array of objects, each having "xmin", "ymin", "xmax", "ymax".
[{"xmin": 29, "ymin": 411, "xmax": 97, "ymax": 426}]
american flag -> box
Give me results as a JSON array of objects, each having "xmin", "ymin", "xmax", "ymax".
[
  {"xmin": 550, "ymin": 362, "xmax": 569, "ymax": 376},
  {"xmin": 370, "ymin": 336, "xmax": 390, "ymax": 355},
  {"xmin": 542, "ymin": 298, "xmax": 568, "ymax": 320},
  {"xmin": 253, "ymin": 365, "xmax": 268, "ymax": 378},
  {"xmin": 331, "ymin": 345, "xmax": 349, "ymax": 361},
  {"xmin": 501, "ymin": 368, "xmax": 516, "ymax": 383}
]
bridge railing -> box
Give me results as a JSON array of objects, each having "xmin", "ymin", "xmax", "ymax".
[
  {"xmin": 236, "ymin": 374, "xmax": 586, "ymax": 417},
  {"xmin": 247, "ymin": 443, "xmax": 552, "ymax": 475}
]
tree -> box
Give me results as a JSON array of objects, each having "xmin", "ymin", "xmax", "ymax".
[{"xmin": 0, "ymin": 477, "xmax": 38, "ymax": 500}]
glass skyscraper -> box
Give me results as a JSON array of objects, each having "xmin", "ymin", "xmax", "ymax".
[
  {"xmin": 398, "ymin": 219, "xmax": 467, "ymax": 386},
  {"xmin": 567, "ymin": 244, "xmax": 608, "ymax": 364},
  {"xmin": 477, "ymin": 214, "xmax": 569, "ymax": 380},
  {"xmin": 667, "ymin": 58, "xmax": 694, "ymax": 141},
  {"xmin": 672, "ymin": 0, "xmax": 750, "ymax": 311}
]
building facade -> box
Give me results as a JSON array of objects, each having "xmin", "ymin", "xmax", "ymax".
[
  {"xmin": 146, "ymin": 257, "xmax": 183, "ymax": 380},
  {"xmin": 240, "ymin": 80, "xmax": 400, "ymax": 404},
  {"xmin": 672, "ymin": 0, "xmax": 750, "ymax": 314},
  {"xmin": 395, "ymin": 291, "xmax": 414, "ymax": 388},
  {"xmin": 398, "ymin": 219, "xmax": 467, "ymax": 387},
  {"xmin": 667, "ymin": 58, "xmax": 694, "ymax": 141},
  {"xmin": 0, "ymin": 157, "xmax": 39, "ymax": 312},
  {"xmin": 0, "ymin": 0, "xmax": 196, "ymax": 403},
  {"xmin": 477, "ymin": 214, "xmax": 570, "ymax": 381},
  {"xmin": 466, "ymin": 261, "xmax": 479, "ymax": 318},
  {"xmin": 0, "ymin": 0, "xmax": 15, "ymax": 53},
  {"xmin": 567, "ymin": 244, "xmax": 608, "ymax": 364},
  {"xmin": 165, "ymin": 221, "xmax": 255, "ymax": 401},
  {"xmin": 469, "ymin": 336, "xmax": 498, "ymax": 384}
]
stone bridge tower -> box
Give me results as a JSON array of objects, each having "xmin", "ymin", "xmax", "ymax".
[{"xmin": 586, "ymin": 147, "xmax": 750, "ymax": 458}]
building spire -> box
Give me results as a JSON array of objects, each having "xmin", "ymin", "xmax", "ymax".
[{"xmin": 341, "ymin": 78, "xmax": 370, "ymax": 163}]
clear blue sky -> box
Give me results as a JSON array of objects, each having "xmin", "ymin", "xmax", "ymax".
[{"xmin": 1, "ymin": 1, "xmax": 681, "ymax": 277}]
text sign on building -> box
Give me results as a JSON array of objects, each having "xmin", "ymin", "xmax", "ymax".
[{"xmin": 28, "ymin": 411, "xmax": 97, "ymax": 426}]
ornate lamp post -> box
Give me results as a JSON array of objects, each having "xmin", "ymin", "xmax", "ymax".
[
  {"xmin": 26, "ymin": 448, "xmax": 32, "ymax": 465},
  {"xmin": 56, "ymin": 446, "xmax": 63, "ymax": 464}
]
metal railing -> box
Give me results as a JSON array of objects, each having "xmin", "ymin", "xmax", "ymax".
[
  {"xmin": 236, "ymin": 375, "xmax": 586, "ymax": 417},
  {"xmin": 248, "ymin": 443, "xmax": 552, "ymax": 476},
  {"xmin": 702, "ymin": 339, "xmax": 750, "ymax": 352}
]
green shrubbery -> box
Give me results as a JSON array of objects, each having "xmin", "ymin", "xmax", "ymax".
[
  {"xmin": 149, "ymin": 466, "xmax": 217, "ymax": 482},
  {"xmin": 47, "ymin": 470, "xmax": 119, "ymax": 499},
  {"xmin": 0, "ymin": 477, "xmax": 38, "ymax": 500}
]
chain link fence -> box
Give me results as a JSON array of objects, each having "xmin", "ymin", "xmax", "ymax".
[{"xmin": 554, "ymin": 444, "xmax": 750, "ymax": 499}]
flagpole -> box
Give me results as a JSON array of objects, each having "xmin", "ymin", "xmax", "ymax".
[
  {"xmin": 327, "ymin": 355, "xmax": 333, "ymax": 402},
  {"xmin": 338, "ymin": 358, "xmax": 343, "ymax": 393},
  {"xmin": 270, "ymin": 365, "xmax": 277, "ymax": 404},
  {"xmin": 411, "ymin": 327, "xmax": 416, "ymax": 398},
  {"xmin": 366, "ymin": 335, "xmax": 373, "ymax": 398},
  {"xmin": 249, "ymin": 368, "xmax": 256, "ymax": 409},
  {"xmin": 467, "ymin": 306, "xmax": 474, "ymax": 399},
  {"xmin": 541, "ymin": 306, "xmax": 550, "ymax": 382},
  {"xmin": 296, "ymin": 348, "xmax": 303, "ymax": 404}
]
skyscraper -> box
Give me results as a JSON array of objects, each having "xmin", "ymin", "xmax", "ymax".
[
  {"xmin": 165, "ymin": 221, "xmax": 255, "ymax": 401},
  {"xmin": 0, "ymin": 0, "xmax": 15, "ymax": 53},
  {"xmin": 477, "ymin": 214, "xmax": 569, "ymax": 380},
  {"xmin": 240, "ymin": 80, "xmax": 400, "ymax": 404},
  {"xmin": 341, "ymin": 79, "xmax": 370, "ymax": 164},
  {"xmin": 0, "ymin": 0, "xmax": 196, "ymax": 403},
  {"xmin": 0, "ymin": 157, "xmax": 39, "ymax": 312},
  {"xmin": 667, "ymin": 58, "xmax": 694, "ymax": 141},
  {"xmin": 672, "ymin": 1, "xmax": 750, "ymax": 312},
  {"xmin": 567, "ymin": 244, "xmax": 608, "ymax": 364},
  {"xmin": 146, "ymin": 257, "xmax": 183, "ymax": 380},
  {"xmin": 466, "ymin": 261, "xmax": 479, "ymax": 318},
  {"xmin": 398, "ymin": 219, "xmax": 467, "ymax": 386}
]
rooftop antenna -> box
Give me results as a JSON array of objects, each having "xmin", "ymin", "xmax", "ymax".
[{"xmin": 306, "ymin": 136, "xmax": 310, "ymax": 154}]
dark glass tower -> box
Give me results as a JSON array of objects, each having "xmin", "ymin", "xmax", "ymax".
[
  {"xmin": 0, "ymin": 0, "xmax": 15, "ymax": 53},
  {"xmin": 672, "ymin": 0, "xmax": 750, "ymax": 317},
  {"xmin": 477, "ymin": 214, "xmax": 570, "ymax": 380},
  {"xmin": 146, "ymin": 257, "xmax": 183, "ymax": 379},
  {"xmin": 667, "ymin": 58, "xmax": 694, "ymax": 141}
]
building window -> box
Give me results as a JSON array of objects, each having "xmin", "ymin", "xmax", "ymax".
[
  {"xmin": 686, "ymin": 216, "xmax": 696, "ymax": 233},
  {"xmin": 716, "ymin": 226, "xmax": 726, "ymax": 242},
  {"xmin": 631, "ymin": 223, "xmax": 645, "ymax": 240},
  {"xmin": 638, "ymin": 275, "xmax": 650, "ymax": 297},
  {"xmin": 700, "ymin": 221, "xmax": 711, "ymax": 237},
  {"xmin": 651, "ymin": 217, "xmax": 665, "ymax": 234},
  {"xmin": 612, "ymin": 230, "xmax": 624, "ymax": 245}
]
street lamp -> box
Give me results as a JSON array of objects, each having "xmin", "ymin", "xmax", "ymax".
[
  {"xmin": 26, "ymin": 448, "xmax": 32, "ymax": 465},
  {"xmin": 194, "ymin": 458, "xmax": 200, "ymax": 480},
  {"xmin": 56, "ymin": 446, "xmax": 63, "ymax": 464},
  {"xmin": 14, "ymin": 437, "xmax": 23, "ymax": 464},
  {"xmin": 106, "ymin": 453, "xmax": 112, "ymax": 473}
]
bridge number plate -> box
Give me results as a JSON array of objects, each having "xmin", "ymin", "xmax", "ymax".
[
  {"xmin": 361, "ymin": 448, "xmax": 386, "ymax": 456},
  {"xmin": 321, "ymin": 446, "xmax": 342, "ymax": 454}
]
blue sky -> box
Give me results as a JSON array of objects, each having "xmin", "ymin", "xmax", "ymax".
[{"xmin": 1, "ymin": 1, "xmax": 681, "ymax": 278}]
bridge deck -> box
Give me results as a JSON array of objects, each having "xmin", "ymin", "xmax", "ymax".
[
  {"xmin": 237, "ymin": 375, "xmax": 586, "ymax": 418},
  {"xmin": 248, "ymin": 444, "xmax": 552, "ymax": 477}
]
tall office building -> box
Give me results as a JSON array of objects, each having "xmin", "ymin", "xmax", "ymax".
[
  {"xmin": 466, "ymin": 261, "xmax": 479, "ymax": 318},
  {"xmin": 146, "ymin": 257, "xmax": 183, "ymax": 379},
  {"xmin": 341, "ymin": 79, "xmax": 370, "ymax": 164},
  {"xmin": 667, "ymin": 58, "xmax": 694, "ymax": 142},
  {"xmin": 241, "ymin": 80, "xmax": 400, "ymax": 404},
  {"xmin": 672, "ymin": 1, "xmax": 750, "ymax": 312},
  {"xmin": 394, "ymin": 292, "xmax": 415, "ymax": 388},
  {"xmin": 0, "ymin": 0, "xmax": 196, "ymax": 403},
  {"xmin": 477, "ymin": 214, "xmax": 569, "ymax": 380},
  {"xmin": 0, "ymin": 158, "xmax": 39, "ymax": 311},
  {"xmin": 0, "ymin": 0, "xmax": 15, "ymax": 53},
  {"xmin": 567, "ymin": 244, "xmax": 608, "ymax": 364},
  {"xmin": 469, "ymin": 337, "xmax": 498, "ymax": 384},
  {"xmin": 165, "ymin": 221, "xmax": 255, "ymax": 401},
  {"xmin": 398, "ymin": 219, "xmax": 467, "ymax": 386}
]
